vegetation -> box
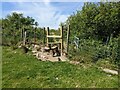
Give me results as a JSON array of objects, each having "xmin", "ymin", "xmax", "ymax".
[
  {"xmin": 63, "ymin": 2, "xmax": 120, "ymax": 65},
  {"xmin": 2, "ymin": 46, "xmax": 118, "ymax": 88},
  {"xmin": 2, "ymin": 12, "xmax": 44, "ymax": 46},
  {"xmin": 1, "ymin": 1, "xmax": 120, "ymax": 88}
]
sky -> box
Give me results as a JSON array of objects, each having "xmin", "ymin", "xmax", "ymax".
[
  {"xmin": 1, "ymin": 1, "xmax": 85, "ymax": 29},
  {"xmin": 1, "ymin": 0, "xmax": 117, "ymax": 29}
]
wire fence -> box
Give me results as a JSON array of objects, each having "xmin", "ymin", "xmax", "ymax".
[{"xmin": 73, "ymin": 36, "xmax": 80, "ymax": 49}]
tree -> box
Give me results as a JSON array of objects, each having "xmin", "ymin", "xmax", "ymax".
[
  {"xmin": 2, "ymin": 12, "xmax": 39, "ymax": 46},
  {"xmin": 65, "ymin": 2, "xmax": 120, "ymax": 43},
  {"xmin": 64, "ymin": 2, "xmax": 120, "ymax": 64}
]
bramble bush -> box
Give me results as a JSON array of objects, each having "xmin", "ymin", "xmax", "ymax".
[
  {"xmin": 68, "ymin": 38, "xmax": 119, "ymax": 65},
  {"xmin": 66, "ymin": 2, "xmax": 120, "ymax": 65}
]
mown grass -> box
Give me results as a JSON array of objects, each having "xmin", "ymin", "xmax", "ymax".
[{"xmin": 2, "ymin": 46, "xmax": 118, "ymax": 88}]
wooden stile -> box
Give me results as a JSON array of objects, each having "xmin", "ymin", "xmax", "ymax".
[{"xmin": 45, "ymin": 26, "xmax": 63, "ymax": 56}]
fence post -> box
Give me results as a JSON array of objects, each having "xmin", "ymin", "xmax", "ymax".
[
  {"xmin": 34, "ymin": 27, "xmax": 36, "ymax": 44},
  {"xmin": 60, "ymin": 25, "xmax": 63, "ymax": 56},
  {"xmin": 23, "ymin": 30, "xmax": 26, "ymax": 46},
  {"xmin": 46, "ymin": 27, "xmax": 49, "ymax": 46},
  {"xmin": 66, "ymin": 25, "xmax": 70, "ymax": 53},
  {"xmin": 43, "ymin": 27, "xmax": 46, "ymax": 45},
  {"xmin": 22, "ymin": 25, "xmax": 24, "ymax": 45},
  {"xmin": 21, "ymin": 28, "xmax": 23, "ymax": 42}
]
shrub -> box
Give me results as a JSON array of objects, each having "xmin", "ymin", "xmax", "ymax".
[
  {"xmin": 92, "ymin": 37, "xmax": 118, "ymax": 64},
  {"xmin": 68, "ymin": 38, "xmax": 119, "ymax": 65},
  {"xmin": 115, "ymin": 36, "xmax": 120, "ymax": 64}
]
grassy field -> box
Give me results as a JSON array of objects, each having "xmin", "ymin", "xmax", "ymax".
[{"xmin": 2, "ymin": 46, "xmax": 118, "ymax": 88}]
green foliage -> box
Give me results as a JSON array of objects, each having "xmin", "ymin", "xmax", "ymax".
[
  {"xmin": 115, "ymin": 36, "xmax": 120, "ymax": 64},
  {"xmin": 92, "ymin": 37, "xmax": 118, "ymax": 64},
  {"xmin": 96, "ymin": 59, "xmax": 118, "ymax": 70},
  {"xmin": 68, "ymin": 39, "xmax": 99, "ymax": 63},
  {"xmin": 66, "ymin": 2, "xmax": 120, "ymax": 41},
  {"xmin": 68, "ymin": 37, "xmax": 118, "ymax": 64},
  {"xmin": 64, "ymin": 2, "xmax": 120, "ymax": 65},
  {"xmin": 2, "ymin": 12, "xmax": 44, "ymax": 46}
]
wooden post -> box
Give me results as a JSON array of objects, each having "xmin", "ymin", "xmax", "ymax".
[
  {"xmin": 34, "ymin": 27, "xmax": 36, "ymax": 44},
  {"xmin": 66, "ymin": 25, "xmax": 70, "ymax": 53},
  {"xmin": 60, "ymin": 26, "xmax": 63, "ymax": 56},
  {"xmin": 46, "ymin": 27, "xmax": 49, "ymax": 46},
  {"xmin": 43, "ymin": 27, "xmax": 45, "ymax": 45},
  {"xmin": 22, "ymin": 25, "xmax": 24, "ymax": 45},
  {"xmin": 58, "ymin": 28, "xmax": 60, "ymax": 49},
  {"xmin": 21, "ymin": 28, "xmax": 23, "ymax": 42},
  {"xmin": 23, "ymin": 30, "xmax": 26, "ymax": 46}
]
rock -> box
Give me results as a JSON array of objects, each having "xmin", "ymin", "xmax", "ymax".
[
  {"xmin": 18, "ymin": 45, "xmax": 22, "ymax": 48},
  {"xmin": 51, "ymin": 45, "xmax": 57, "ymax": 49},
  {"xmin": 100, "ymin": 67, "xmax": 118, "ymax": 75},
  {"xmin": 40, "ymin": 47, "xmax": 44, "ymax": 52},
  {"xmin": 40, "ymin": 55, "xmax": 48, "ymax": 60},
  {"xmin": 36, "ymin": 52, "xmax": 40, "ymax": 58},
  {"xmin": 44, "ymin": 46, "xmax": 50, "ymax": 52},
  {"xmin": 58, "ymin": 58, "xmax": 61, "ymax": 61},
  {"xmin": 44, "ymin": 46, "xmax": 50, "ymax": 50},
  {"xmin": 102, "ymin": 68, "xmax": 118, "ymax": 75},
  {"xmin": 32, "ymin": 50, "xmax": 37, "ymax": 53},
  {"xmin": 34, "ymin": 44, "xmax": 40, "ymax": 48},
  {"xmin": 69, "ymin": 61, "xmax": 80, "ymax": 65}
]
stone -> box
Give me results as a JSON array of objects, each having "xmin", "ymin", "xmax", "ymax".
[{"xmin": 102, "ymin": 68, "xmax": 118, "ymax": 75}]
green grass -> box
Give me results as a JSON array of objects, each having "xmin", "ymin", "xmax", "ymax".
[{"xmin": 2, "ymin": 46, "xmax": 118, "ymax": 88}]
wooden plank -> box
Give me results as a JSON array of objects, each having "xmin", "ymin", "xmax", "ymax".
[
  {"xmin": 47, "ymin": 42, "xmax": 61, "ymax": 44},
  {"xmin": 47, "ymin": 35, "xmax": 62, "ymax": 38}
]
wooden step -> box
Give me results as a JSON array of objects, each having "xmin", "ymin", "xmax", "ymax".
[{"xmin": 47, "ymin": 35, "xmax": 62, "ymax": 38}]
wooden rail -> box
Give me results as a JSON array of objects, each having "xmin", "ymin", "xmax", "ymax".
[
  {"xmin": 47, "ymin": 35, "xmax": 62, "ymax": 38},
  {"xmin": 46, "ymin": 26, "xmax": 63, "ymax": 56}
]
